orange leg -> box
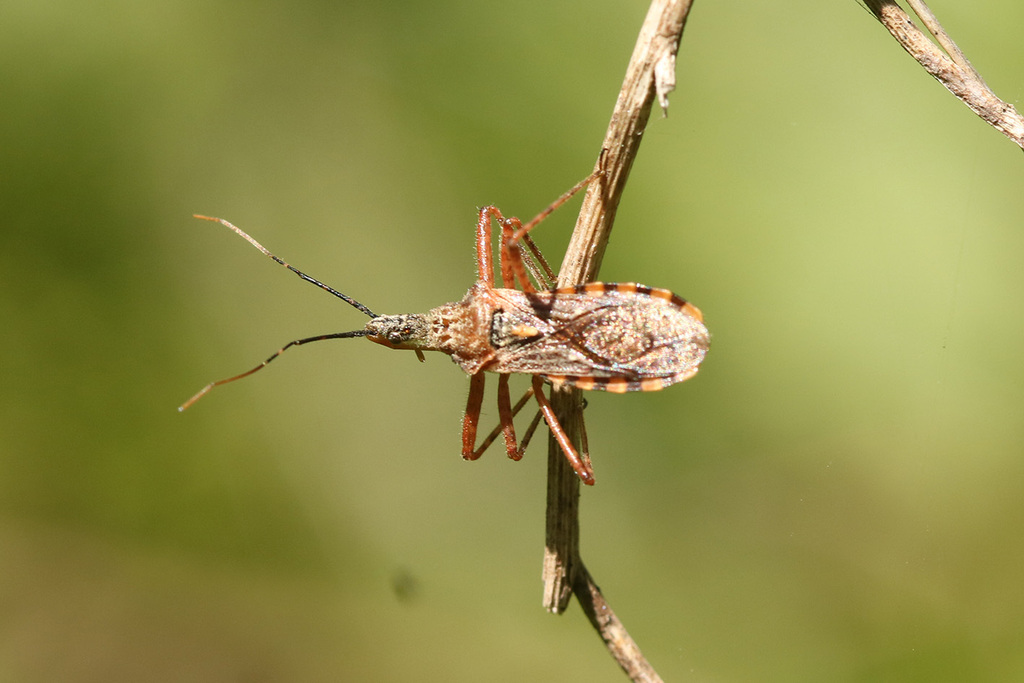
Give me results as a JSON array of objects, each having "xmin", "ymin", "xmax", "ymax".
[
  {"xmin": 474, "ymin": 207, "xmax": 496, "ymax": 287},
  {"xmin": 496, "ymin": 374, "xmax": 521, "ymax": 461},
  {"xmin": 474, "ymin": 205, "xmax": 521, "ymax": 289},
  {"xmin": 471, "ymin": 386, "xmax": 536, "ymax": 459},
  {"xmin": 464, "ymin": 167, "xmax": 603, "ymax": 480},
  {"xmin": 531, "ymin": 375, "xmax": 595, "ymax": 486},
  {"xmin": 499, "ymin": 166, "xmax": 604, "ymax": 293},
  {"xmin": 464, "ymin": 373, "xmax": 535, "ymax": 463},
  {"xmin": 509, "ymin": 165, "xmax": 604, "ymax": 245},
  {"xmin": 500, "ymin": 215, "xmax": 536, "ymax": 293},
  {"xmin": 518, "ymin": 407, "xmax": 544, "ymax": 456},
  {"xmin": 475, "ymin": 166, "xmax": 602, "ymax": 292},
  {"xmin": 461, "ymin": 372, "xmax": 486, "ymax": 460}
]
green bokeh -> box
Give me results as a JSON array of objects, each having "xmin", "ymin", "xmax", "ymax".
[{"xmin": 2, "ymin": 1, "xmax": 1023, "ymax": 680}]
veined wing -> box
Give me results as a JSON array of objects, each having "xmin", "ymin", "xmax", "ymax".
[{"xmin": 487, "ymin": 284, "xmax": 709, "ymax": 391}]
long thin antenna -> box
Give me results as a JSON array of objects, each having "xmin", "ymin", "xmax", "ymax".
[
  {"xmin": 194, "ymin": 215, "xmax": 378, "ymax": 319},
  {"xmin": 178, "ymin": 329, "xmax": 371, "ymax": 411}
]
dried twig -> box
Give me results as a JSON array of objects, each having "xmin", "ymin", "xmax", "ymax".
[
  {"xmin": 862, "ymin": 0, "xmax": 1024, "ymax": 148},
  {"xmin": 542, "ymin": 0, "xmax": 695, "ymax": 680}
]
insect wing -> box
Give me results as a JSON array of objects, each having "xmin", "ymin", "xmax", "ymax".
[{"xmin": 489, "ymin": 285, "xmax": 709, "ymax": 391}]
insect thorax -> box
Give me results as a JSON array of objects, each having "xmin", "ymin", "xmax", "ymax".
[{"xmin": 362, "ymin": 285, "xmax": 494, "ymax": 370}]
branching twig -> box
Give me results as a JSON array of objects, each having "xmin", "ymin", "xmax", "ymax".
[
  {"xmin": 542, "ymin": 0, "xmax": 695, "ymax": 680},
  {"xmin": 862, "ymin": 0, "xmax": 1024, "ymax": 148}
]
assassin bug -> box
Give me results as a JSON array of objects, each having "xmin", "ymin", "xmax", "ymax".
[{"xmin": 179, "ymin": 168, "xmax": 710, "ymax": 485}]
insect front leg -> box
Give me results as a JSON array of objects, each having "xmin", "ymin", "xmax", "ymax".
[
  {"xmin": 474, "ymin": 206, "xmax": 502, "ymax": 287},
  {"xmin": 476, "ymin": 206, "xmax": 547, "ymax": 292},
  {"xmin": 499, "ymin": 166, "xmax": 605, "ymax": 293},
  {"xmin": 531, "ymin": 375, "xmax": 596, "ymax": 486},
  {"xmin": 499, "ymin": 215, "xmax": 536, "ymax": 293}
]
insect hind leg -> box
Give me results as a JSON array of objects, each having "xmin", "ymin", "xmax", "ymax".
[
  {"xmin": 507, "ymin": 166, "xmax": 604, "ymax": 248},
  {"xmin": 496, "ymin": 374, "xmax": 521, "ymax": 461},
  {"xmin": 530, "ymin": 375, "xmax": 595, "ymax": 486},
  {"xmin": 467, "ymin": 382, "xmax": 536, "ymax": 460},
  {"xmin": 499, "ymin": 165, "xmax": 605, "ymax": 293},
  {"xmin": 461, "ymin": 372, "xmax": 487, "ymax": 460},
  {"xmin": 462, "ymin": 378, "xmax": 589, "ymax": 485}
]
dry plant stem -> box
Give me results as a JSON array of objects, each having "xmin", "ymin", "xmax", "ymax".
[
  {"xmin": 573, "ymin": 563, "xmax": 662, "ymax": 683},
  {"xmin": 544, "ymin": 0, "xmax": 694, "ymax": 611},
  {"xmin": 904, "ymin": 0, "xmax": 980, "ymax": 80},
  {"xmin": 542, "ymin": 0, "xmax": 694, "ymax": 681},
  {"xmin": 863, "ymin": 0, "xmax": 1024, "ymax": 149}
]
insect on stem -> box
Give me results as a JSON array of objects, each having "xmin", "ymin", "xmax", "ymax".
[{"xmin": 182, "ymin": 163, "xmax": 709, "ymax": 486}]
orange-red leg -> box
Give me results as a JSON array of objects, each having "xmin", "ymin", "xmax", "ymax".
[
  {"xmin": 465, "ymin": 167, "xmax": 603, "ymax": 481},
  {"xmin": 518, "ymin": 407, "xmax": 544, "ymax": 456},
  {"xmin": 474, "ymin": 208, "xmax": 496, "ymax": 287},
  {"xmin": 471, "ymin": 386, "xmax": 536, "ymax": 459},
  {"xmin": 500, "ymin": 215, "xmax": 535, "ymax": 293},
  {"xmin": 496, "ymin": 373, "xmax": 521, "ymax": 461},
  {"xmin": 476, "ymin": 166, "xmax": 602, "ymax": 292},
  {"xmin": 509, "ymin": 165, "xmax": 604, "ymax": 245},
  {"xmin": 461, "ymin": 372, "xmax": 486, "ymax": 460},
  {"xmin": 531, "ymin": 375, "xmax": 595, "ymax": 485},
  {"xmin": 463, "ymin": 374, "xmax": 530, "ymax": 463},
  {"xmin": 475, "ymin": 205, "xmax": 523, "ymax": 290}
]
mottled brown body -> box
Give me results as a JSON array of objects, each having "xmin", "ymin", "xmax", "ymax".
[
  {"xmin": 181, "ymin": 169, "xmax": 709, "ymax": 485},
  {"xmin": 365, "ymin": 281, "xmax": 709, "ymax": 392}
]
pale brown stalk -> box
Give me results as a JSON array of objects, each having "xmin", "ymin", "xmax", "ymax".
[{"xmin": 543, "ymin": 1, "xmax": 696, "ymax": 680}]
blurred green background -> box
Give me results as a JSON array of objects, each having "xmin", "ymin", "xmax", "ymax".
[{"xmin": 2, "ymin": 1, "xmax": 1023, "ymax": 680}]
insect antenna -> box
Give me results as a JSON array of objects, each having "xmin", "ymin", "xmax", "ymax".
[
  {"xmin": 193, "ymin": 215, "xmax": 378, "ymax": 319},
  {"xmin": 178, "ymin": 329, "xmax": 372, "ymax": 412},
  {"xmin": 181, "ymin": 215, "xmax": 381, "ymax": 412}
]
